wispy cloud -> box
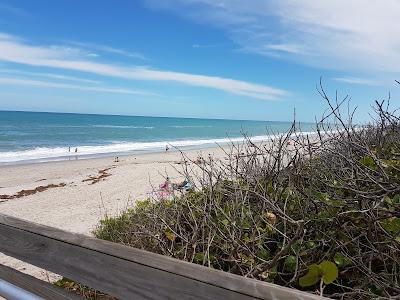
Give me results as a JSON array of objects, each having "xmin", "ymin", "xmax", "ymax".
[
  {"xmin": 0, "ymin": 69, "xmax": 101, "ymax": 84},
  {"xmin": 192, "ymin": 44, "xmax": 221, "ymax": 49},
  {"xmin": 262, "ymin": 44, "xmax": 306, "ymax": 55},
  {"xmin": 68, "ymin": 41, "xmax": 147, "ymax": 60},
  {"xmin": 144, "ymin": 0, "xmax": 400, "ymax": 73},
  {"xmin": 0, "ymin": 77, "xmax": 156, "ymax": 96},
  {"xmin": 333, "ymin": 77, "xmax": 382, "ymax": 86},
  {"xmin": 0, "ymin": 33, "xmax": 288, "ymax": 100}
]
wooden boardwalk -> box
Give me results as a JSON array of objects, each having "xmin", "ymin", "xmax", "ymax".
[{"xmin": 0, "ymin": 214, "xmax": 326, "ymax": 299}]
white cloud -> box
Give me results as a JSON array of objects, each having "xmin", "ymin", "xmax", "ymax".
[
  {"xmin": 67, "ymin": 41, "xmax": 147, "ymax": 60},
  {"xmin": 0, "ymin": 77, "xmax": 156, "ymax": 96},
  {"xmin": 192, "ymin": 44, "xmax": 220, "ymax": 48},
  {"xmin": 0, "ymin": 69, "xmax": 101, "ymax": 84},
  {"xmin": 332, "ymin": 77, "xmax": 381, "ymax": 86},
  {"xmin": 262, "ymin": 44, "xmax": 306, "ymax": 55},
  {"xmin": 0, "ymin": 33, "xmax": 287, "ymax": 100},
  {"xmin": 144, "ymin": 0, "xmax": 400, "ymax": 73}
]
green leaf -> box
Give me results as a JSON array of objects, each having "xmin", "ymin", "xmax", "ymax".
[
  {"xmin": 194, "ymin": 252, "xmax": 205, "ymax": 263},
  {"xmin": 258, "ymin": 248, "xmax": 270, "ymax": 260},
  {"xmin": 260, "ymin": 266, "xmax": 277, "ymax": 283},
  {"xmin": 384, "ymin": 194, "xmax": 400, "ymax": 206},
  {"xmin": 299, "ymin": 264, "xmax": 321, "ymax": 287},
  {"xmin": 315, "ymin": 192, "xmax": 344, "ymax": 206},
  {"xmin": 221, "ymin": 219, "xmax": 229, "ymax": 226},
  {"xmin": 319, "ymin": 261, "xmax": 338, "ymax": 284},
  {"xmin": 164, "ymin": 228, "xmax": 176, "ymax": 241},
  {"xmin": 360, "ymin": 155, "xmax": 377, "ymax": 170},
  {"xmin": 284, "ymin": 255, "xmax": 297, "ymax": 272},
  {"xmin": 306, "ymin": 241, "xmax": 316, "ymax": 249},
  {"xmin": 381, "ymin": 217, "xmax": 400, "ymax": 235},
  {"xmin": 334, "ymin": 252, "xmax": 352, "ymax": 267},
  {"xmin": 299, "ymin": 261, "xmax": 339, "ymax": 287}
]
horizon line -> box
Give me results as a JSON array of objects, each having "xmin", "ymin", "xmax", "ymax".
[{"xmin": 0, "ymin": 109, "xmax": 310, "ymax": 124}]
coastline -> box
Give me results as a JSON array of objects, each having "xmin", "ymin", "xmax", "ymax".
[
  {"xmin": 0, "ymin": 134, "xmax": 277, "ymax": 166},
  {"xmin": 0, "ymin": 142, "xmax": 216, "ymax": 167},
  {"xmin": 0, "ymin": 130, "xmax": 319, "ymax": 166}
]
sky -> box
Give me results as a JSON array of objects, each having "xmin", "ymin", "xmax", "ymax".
[{"xmin": 0, "ymin": 0, "xmax": 399, "ymax": 122}]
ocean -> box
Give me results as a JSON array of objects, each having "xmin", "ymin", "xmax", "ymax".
[{"xmin": 0, "ymin": 111, "xmax": 314, "ymax": 165}]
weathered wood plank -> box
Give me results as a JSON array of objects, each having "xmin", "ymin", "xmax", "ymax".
[
  {"xmin": 0, "ymin": 214, "xmax": 325, "ymax": 300},
  {"xmin": 0, "ymin": 264, "xmax": 83, "ymax": 300}
]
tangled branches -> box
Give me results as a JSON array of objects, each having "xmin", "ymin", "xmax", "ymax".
[{"xmin": 95, "ymin": 87, "xmax": 400, "ymax": 299}]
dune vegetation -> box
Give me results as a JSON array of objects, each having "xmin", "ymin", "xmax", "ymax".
[{"xmin": 65, "ymin": 86, "xmax": 400, "ymax": 299}]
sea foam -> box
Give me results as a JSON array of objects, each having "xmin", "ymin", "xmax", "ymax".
[
  {"xmin": 0, "ymin": 135, "xmax": 272, "ymax": 163},
  {"xmin": 0, "ymin": 132, "xmax": 318, "ymax": 164}
]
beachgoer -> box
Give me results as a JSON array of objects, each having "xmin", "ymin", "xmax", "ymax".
[
  {"xmin": 160, "ymin": 177, "xmax": 170, "ymax": 190},
  {"xmin": 68, "ymin": 147, "xmax": 71, "ymax": 152},
  {"xmin": 75, "ymin": 148, "xmax": 78, "ymax": 153},
  {"xmin": 165, "ymin": 145, "xmax": 169, "ymax": 152}
]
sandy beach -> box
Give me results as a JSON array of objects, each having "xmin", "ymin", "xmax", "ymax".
[{"xmin": 0, "ymin": 146, "xmax": 231, "ymax": 281}]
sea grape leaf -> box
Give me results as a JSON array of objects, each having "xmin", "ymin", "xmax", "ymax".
[
  {"xmin": 299, "ymin": 264, "xmax": 321, "ymax": 287},
  {"xmin": 299, "ymin": 261, "xmax": 339, "ymax": 287},
  {"xmin": 258, "ymin": 248, "xmax": 270, "ymax": 260},
  {"xmin": 221, "ymin": 219, "xmax": 229, "ymax": 226},
  {"xmin": 260, "ymin": 266, "xmax": 277, "ymax": 283},
  {"xmin": 164, "ymin": 228, "xmax": 176, "ymax": 241},
  {"xmin": 360, "ymin": 155, "xmax": 377, "ymax": 170},
  {"xmin": 334, "ymin": 252, "xmax": 352, "ymax": 267},
  {"xmin": 381, "ymin": 217, "xmax": 400, "ymax": 235},
  {"xmin": 306, "ymin": 241, "xmax": 316, "ymax": 249},
  {"xmin": 194, "ymin": 252, "xmax": 205, "ymax": 263},
  {"xmin": 319, "ymin": 261, "xmax": 339, "ymax": 284},
  {"xmin": 284, "ymin": 255, "xmax": 297, "ymax": 272},
  {"xmin": 384, "ymin": 194, "xmax": 400, "ymax": 206}
]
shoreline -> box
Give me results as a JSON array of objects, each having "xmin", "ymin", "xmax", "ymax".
[
  {"xmin": 0, "ymin": 130, "xmax": 318, "ymax": 167},
  {"xmin": 0, "ymin": 143, "xmax": 221, "ymax": 167}
]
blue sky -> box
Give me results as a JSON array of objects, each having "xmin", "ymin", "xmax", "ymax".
[{"xmin": 0, "ymin": 0, "xmax": 399, "ymax": 121}]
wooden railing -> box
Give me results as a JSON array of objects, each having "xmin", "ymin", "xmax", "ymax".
[{"xmin": 0, "ymin": 214, "xmax": 326, "ymax": 300}]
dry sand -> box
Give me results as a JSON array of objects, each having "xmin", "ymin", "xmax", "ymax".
[{"xmin": 0, "ymin": 146, "xmax": 231, "ymax": 281}]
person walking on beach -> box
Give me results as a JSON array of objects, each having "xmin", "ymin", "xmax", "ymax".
[
  {"xmin": 75, "ymin": 148, "xmax": 78, "ymax": 153},
  {"xmin": 165, "ymin": 145, "xmax": 169, "ymax": 152}
]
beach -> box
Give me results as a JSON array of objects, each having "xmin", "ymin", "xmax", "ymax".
[
  {"xmin": 0, "ymin": 110, "xmax": 307, "ymax": 283},
  {"xmin": 0, "ymin": 146, "xmax": 231, "ymax": 281}
]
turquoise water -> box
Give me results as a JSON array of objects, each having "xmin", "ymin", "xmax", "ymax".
[{"xmin": 0, "ymin": 111, "xmax": 314, "ymax": 164}]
